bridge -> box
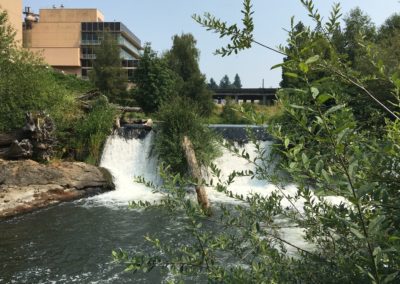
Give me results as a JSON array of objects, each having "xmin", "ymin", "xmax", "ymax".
[{"xmin": 212, "ymin": 88, "xmax": 278, "ymax": 104}]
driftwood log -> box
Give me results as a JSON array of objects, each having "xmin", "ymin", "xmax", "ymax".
[
  {"xmin": 78, "ymin": 90, "xmax": 143, "ymax": 113},
  {"xmin": 182, "ymin": 136, "xmax": 211, "ymax": 213},
  {"xmin": 0, "ymin": 112, "xmax": 56, "ymax": 161}
]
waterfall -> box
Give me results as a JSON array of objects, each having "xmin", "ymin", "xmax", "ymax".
[
  {"xmin": 93, "ymin": 130, "xmax": 163, "ymax": 205},
  {"xmin": 89, "ymin": 127, "xmax": 314, "ymax": 252}
]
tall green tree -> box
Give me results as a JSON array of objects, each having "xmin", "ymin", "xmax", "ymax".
[
  {"xmin": 233, "ymin": 73, "xmax": 242, "ymax": 88},
  {"xmin": 377, "ymin": 13, "xmax": 400, "ymax": 75},
  {"xmin": 90, "ymin": 32, "xmax": 126, "ymax": 102},
  {"xmin": 219, "ymin": 74, "xmax": 232, "ymax": 88},
  {"xmin": 133, "ymin": 43, "xmax": 179, "ymax": 113},
  {"xmin": 207, "ymin": 77, "xmax": 218, "ymax": 89},
  {"xmin": 343, "ymin": 7, "xmax": 376, "ymax": 68},
  {"xmin": 165, "ymin": 33, "xmax": 213, "ymax": 116}
]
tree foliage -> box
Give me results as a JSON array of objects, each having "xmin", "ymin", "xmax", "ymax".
[
  {"xmin": 233, "ymin": 73, "xmax": 242, "ymax": 89},
  {"xmin": 207, "ymin": 77, "xmax": 218, "ymax": 89},
  {"xmin": 0, "ymin": 9, "xmax": 78, "ymax": 133},
  {"xmin": 0, "ymin": 9, "xmax": 116, "ymax": 163},
  {"xmin": 90, "ymin": 32, "xmax": 126, "ymax": 102},
  {"xmin": 153, "ymin": 96, "xmax": 220, "ymax": 176},
  {"xmin": 219, "ymin": 74, "xmax": 231, "ymax": 88},
  {"xmin": 165, "ymin": 33, "xmax": 214, "ymax": 116},
  {"xmin": 115, "ymin": 1, "xmax": 400, "ymax": 283},
  {"xmin": 133, "ymin": 43, "xmax": 179, "ymax": 113}
]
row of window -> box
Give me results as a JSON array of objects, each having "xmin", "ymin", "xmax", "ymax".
[
  {"xmin": 81, "ymin": 22, "xmax": 121, "ymax": 32},
  {"xmin": 81, "ymin": 59, "xmax": 139, "ymax": 68},
  {"xmin": 81, "ymin": 68, "xmax": 135, "ymax": 79}
]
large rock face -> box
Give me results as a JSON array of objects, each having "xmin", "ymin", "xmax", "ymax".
[{"xmin": 0, "ymin": 159, "xmax": 114, "ymax": 218}]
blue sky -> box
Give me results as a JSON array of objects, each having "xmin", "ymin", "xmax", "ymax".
[{"xmin": 24, "ymin": 0, "xmax": 399, "ymax": 87}]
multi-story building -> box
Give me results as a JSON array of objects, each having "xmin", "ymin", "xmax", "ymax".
[
  {"xmin": 22, "ymin": 7, "xmax": 141, "ymax": 80},
  {"xmin": 0, "ymin": 0, "xmax": 23, "ymax": 45}
]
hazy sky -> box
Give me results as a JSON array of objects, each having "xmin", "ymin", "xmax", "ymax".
[{"xmin": 23, "ymin": 1, "xmax": 399, "ymax": 87}]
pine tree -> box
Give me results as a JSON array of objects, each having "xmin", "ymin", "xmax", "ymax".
[
  {"xmin": 233, "ymin": 73, "xmax": 242, "ymax": 89},
  {"xmin": 208, "ymin": 78, "xmax": 218, "ymax": 89},
  {"xmin": 219, "ymin": 75, "xmax": 231, "ymax": 88},
  {"xmin": 90, "ymin": 32, "xmax": 126, "ymax": 102}
]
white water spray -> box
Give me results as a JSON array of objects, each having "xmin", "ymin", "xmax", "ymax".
[{"xmin": 93, "ymin": 131, "xmax": 162, "ymax": 205}]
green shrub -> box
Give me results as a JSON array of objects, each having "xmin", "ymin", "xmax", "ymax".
[
  {"xmin": 74, "ymin": 97, "xmax": 116, "ymax": 164},
  {"xmin": 154, "ymin": 96, "xmax": 220, "ymax": 175}
]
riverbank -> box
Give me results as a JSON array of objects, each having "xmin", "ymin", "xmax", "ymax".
[{"xmin": 0, "ymin": 159, "xmax": 114, "ymax": 219}]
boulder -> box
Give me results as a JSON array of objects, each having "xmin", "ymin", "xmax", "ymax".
[{"xmin": 0, "ymin": 159, "xmax": 114, "ymax": 218}]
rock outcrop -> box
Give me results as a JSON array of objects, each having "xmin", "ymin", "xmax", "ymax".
[{"xmin": 0, "ymin": 159, "xmax": 114, "ymax": 218}]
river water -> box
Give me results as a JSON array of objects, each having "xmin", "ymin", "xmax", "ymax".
[{"xmin": 0, "ymin": 130, "xmax": 307, "ymax": 283}]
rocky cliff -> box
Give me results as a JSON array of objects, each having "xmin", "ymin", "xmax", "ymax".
[{"xmin": 0, "ymin": 159, "xmax": 114, "ymax": 218}]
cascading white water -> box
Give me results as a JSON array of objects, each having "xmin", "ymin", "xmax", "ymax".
[
  {"xmin": 90, "ymin": 130, "xmax": 317, "ymax": 252},
  {"xmin": 94, "ymin": 132, "xmax": 302, "ymax": 207},
  {"xmin": 93, "ymin": 131, "xmax": 163, "ymax": 205}
]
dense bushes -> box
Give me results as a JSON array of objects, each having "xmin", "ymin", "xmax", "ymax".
[
  {"xmin": 0, "ymin": 10, "xmax": 116, "ymax": 164},
  {"xmin": 115, "ymin": 1, "xmax": 400, "ymax": 282},
  {"xmin": 74, "ymin": 97, "xmax": 116, "ymax": 164},
  {"xmin": 154, "ymin": 96, "xmax": 220, "ymax": 175}
]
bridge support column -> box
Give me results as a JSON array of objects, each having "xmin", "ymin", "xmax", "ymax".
[
  {"xmin": 251, "ymin": 99, "xmax": 254, "ymax": 104},
  {"xmin": 235, "ymin": 95, "xmax": 239, "ymax": 103},
  {"xmin": 262, "ymin": 95, "xmax": 267, "ymax": 105}
]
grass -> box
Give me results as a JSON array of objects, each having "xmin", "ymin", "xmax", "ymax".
[{"xmin": 207, "ymin": 102, "xmax": 283, "ymax": 124}]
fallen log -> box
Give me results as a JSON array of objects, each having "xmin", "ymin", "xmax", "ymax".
[
  {"xmin": 77, "ymin": 89, "xmax": 102, "ymax": 101},
  {"xmin": 182, "ymin": 136, "xmax": 211, "ymax": 213},
  {"xmin": 115, "ymin": 106, "xmax": 143, "ymax": 113}
]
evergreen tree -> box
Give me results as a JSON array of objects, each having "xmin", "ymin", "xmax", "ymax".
[
  {"xmin": 219, "ymin": 75, "xmax": 232, "ymax": 88},
  {"xmin": 165, "ymin": 33, "xmax": 213, "ymax": 116},
  {"xmin": 208, "ymin": 77, "xmax": 218, "ymax": 89},
  {"xmin": 377, "ymin": 13, "xmax": 400, "ymax": 74},
  {"xmin": 233, "ymin": 73, "xmax": 242, "ymax": 89},
  {"xmin": 134, "ymin": 44, "xmax": 179, "ymax": 113},
  {"xmin": 90, "ymin": 32, "xmax": 126, "ymax": 102},
  {"xmin": 343, "ymin": 8, "xmax": 376, "ymax": 67}
]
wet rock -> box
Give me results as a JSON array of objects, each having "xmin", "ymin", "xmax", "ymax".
[{"xmin": 0, "ymin": 159, "xmax": 115, "ymax": 219}]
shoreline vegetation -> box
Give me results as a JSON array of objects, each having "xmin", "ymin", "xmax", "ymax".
[{"xmin": 1, "ymin": 0, "xmax": 400, "ymax": 282}]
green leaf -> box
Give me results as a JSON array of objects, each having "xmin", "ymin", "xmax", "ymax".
[
  {"xmin": 302, "ymin": 153, "xmax": 309, "ymax": 165},
  {"xmin": 305, "ymin": 55, "xmax": 320, "ymax": 64},
  {"xmin": 299, "ymin": 62, "xmax": 309, "ymax": 73},
  {"xmin": 289, "ymin": 104, "xmax": 306, "ymax": 110},
  {"xmin": 368, "ymin": 215, "xmax": 385, "ymax": 235},
  {"xmin": 322, "ymin": 169, "xmax": 330, "ymax": 182},
  {"xmin": 315, "ymin": 159, "xmax": 323, "ymax": 173},
  {"xmin": 311, "ymin": 87, "xmax": 319, "ymax": 99},
  {"xmin": 336, "ymin": 128, "xmax": 350, "ymax": 145},
  {"xmin": 350, "ymin": 227, "xmax": 365, "ymax": 239},
  {"xmin": 316, "ymin": 93, "xmax": 333, "ymax": 104},
  {"xmin": 348, "ymin": 159, "xmax": 358, "ymax": 179},
  {"xmin": 270, "ymin": 62, "xmax": 286, "ymax": 70},
  {"xmin": 284, "ymin": 72, "xmax": 298, "ymax": 78},
  {"xmin": 284, "ymin": 137, "xmax": 290, "ymax": 148},
  {"xmin": 325, "ymin": 104, "xmax": 346, "ymax": 115}
]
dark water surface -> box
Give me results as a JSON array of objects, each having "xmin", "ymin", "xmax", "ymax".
[{"xmin": 0, "ymin": 201, "xmax": 180, "ymax": 283}]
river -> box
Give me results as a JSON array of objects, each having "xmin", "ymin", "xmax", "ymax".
[{"xmin": 0, "ymin": 128, "xmax": 307, "ymax": 283}]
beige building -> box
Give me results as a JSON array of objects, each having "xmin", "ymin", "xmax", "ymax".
[
  {"xmin": 22, "ymin": 6, "xmax": 141, "ymax": 78},
  {"xmin": 0, "ymin": 0, "xmax": 23, "ymax": 45}
]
